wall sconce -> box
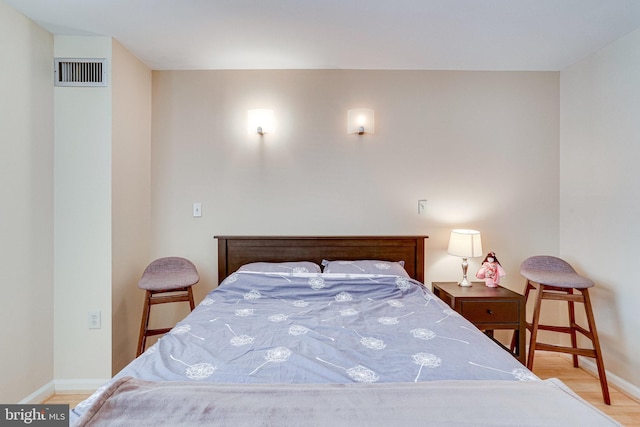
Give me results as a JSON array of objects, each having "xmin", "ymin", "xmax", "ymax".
[
  {"xmin": 247, "ymin": 109, "xmax": 274, "ymax": 135},
  {"xmin": 347, "ymin": 108, "xmax": 374, "ymax": 135},
  {"xmin": 447, "ymin": 229, "xmax": 483, "ymax": 287}
]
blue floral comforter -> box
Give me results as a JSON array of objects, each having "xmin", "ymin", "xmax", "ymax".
[{"xmin": 74, "ymin": 272, "xmax": 535, "ymax": 419}]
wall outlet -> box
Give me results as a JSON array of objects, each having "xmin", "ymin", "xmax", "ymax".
[{"xmin": 88, "ymin": 310, "xmax": 101, "ymax": 329}]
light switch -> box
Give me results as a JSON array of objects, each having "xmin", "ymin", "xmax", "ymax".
[
  {"xmin": 418, "ymin": 199, "xmax": 427, "ymax": 215},
  {"xmin": 193, "ymin": 202, "xmax": 202, "ymax": 217}
]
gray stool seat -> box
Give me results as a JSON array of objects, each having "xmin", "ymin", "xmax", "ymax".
[
  {"xmin": 520, "ymin": 256, "xmax": 594, "ymax": 289},
  {"xmin": 137, "ymin": 257, "xmax": 199, "ymax": 356},
  {"xmin": 515, "ymin": 255, "xmax": 610, "ymax": 405},
  {"xmin": 138, "ymin": 257, "xmax": 200, "ymax": 291}
]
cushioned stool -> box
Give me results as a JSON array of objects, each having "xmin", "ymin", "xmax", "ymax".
[
  {"xmin": 518, "ymin": 256, "xmax": 610, "ymax": 404},
  {"xmin": 137, "ymin": 257, "xmax": 199, "ymax": 356}
]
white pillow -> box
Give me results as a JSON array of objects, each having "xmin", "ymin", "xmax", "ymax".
[
  {"xmin": 321, "ymin": 260, "xmax": 409, "ymax": 277},
  {"xmin": 237, "ymin": 261, "xmax": 321, "ymax": 274}
]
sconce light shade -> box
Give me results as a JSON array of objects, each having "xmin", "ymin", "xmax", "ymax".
[
  {"xmin": 448, "ymin": 229, "xmax": 483, "ymax": 286},
  {"xmin": 347, "ymin": 108, "xmax": 374, "ymax": 135},
  {"xmin": 247, "ymin": 109, "xmax": 274, "ymax": 135}
]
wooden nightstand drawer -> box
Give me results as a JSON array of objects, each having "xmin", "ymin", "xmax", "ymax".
[
  {"xmin": 460, "ymin": 300, "xmax": 519, "ymax": 323},
  {"xmin": 431, "ymin": 282, "xmax": 526, "ymax": 365}
]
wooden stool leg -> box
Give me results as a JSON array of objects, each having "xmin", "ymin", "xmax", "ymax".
[
  {"xmin": 137, "ymin": 290, "xmax": 152, "ymax": 357},
  {"xmin": 188, "ymin": 287, "xmax": 195, "ymax": 311},
  {"xmin": 567, "ymin": 288, "xmax": 579, "ymax": 368},
  {"xmin": 582, "ymin": 288, "xmax": 611, "ymax": 405},
  {"xmin": 526, "ymin": 282, "xmax": 544, "ymax": 370}
]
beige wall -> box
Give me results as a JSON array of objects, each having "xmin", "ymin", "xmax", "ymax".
[
  {"xmin": 0, "ymin": 1, "xmax": 54, "ymax": 403},
  {"xmin": 560, "ymin": 28, "xmax": 640, "ymax": 392},
  {"xmin": 53, "ymin": 36, "xmax": 113, "ymax": 386},
  {"xmin": 111, "ymin": 40, "xmax": 152, "ymax": 374},
  {"xmin": 150, "ymin": 70, "xmax": 560, "ymax": 312}
]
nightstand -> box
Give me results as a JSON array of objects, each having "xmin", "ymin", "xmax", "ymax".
[{"xmin": 432, "ymin": 281, "xmax": 526, "ymax": 365}]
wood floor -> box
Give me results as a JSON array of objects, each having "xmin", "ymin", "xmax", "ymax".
[
  {"xmin": 531, "ymin": 352, "xmax": 640, "ymax": 426},
  {"xmin": 44, "ymin": 393, "xmax": 89, "ymax": 408},
  {"xmin": 44, "ymin": 351, "xmax": 640, "ymax": 425}
]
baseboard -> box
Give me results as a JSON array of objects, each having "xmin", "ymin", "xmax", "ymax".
[
  {"xmin": 564, "ymin": 354, "xmax": 640, "ymax": 402},
  {"xmin": 54, "ymin": 378, "xmax": 110, "ymax": 394},
  {"xmin": 18, "ymin": 381, "xmax": 55, "ymax": 404}
]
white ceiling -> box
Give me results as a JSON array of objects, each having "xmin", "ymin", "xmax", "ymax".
[{"xmin": 6, "ymin": 0, "xmax": 640, "ymax": 71}]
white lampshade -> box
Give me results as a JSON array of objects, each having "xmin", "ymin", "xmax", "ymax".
[
  {"xmin": 448, "ymin": 229, "xmax": 483, "ymax": 258},
  {"xmin": 247, "ymin": 109, "xmax": 274, "ymax": 135},
  {"xmin": 347, "ymin": 108, "xmax": 374, "ymax": 135}
]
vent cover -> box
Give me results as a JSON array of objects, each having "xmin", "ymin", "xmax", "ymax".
[{"xmin": 54, "ymin": 58, "xmax": 107, "ymax": 87}]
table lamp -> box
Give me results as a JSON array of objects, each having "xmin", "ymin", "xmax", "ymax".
[{"xmin": 448, "ymin": 229, "xmax": 483, "ymax": 286}]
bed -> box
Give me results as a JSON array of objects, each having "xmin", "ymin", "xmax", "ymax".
[{"xmin": 71, "ymin": 236, "xmax": 618, "ymax": 426}]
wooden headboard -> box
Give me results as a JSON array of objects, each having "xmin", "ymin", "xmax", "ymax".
[{"xmin": 215, "ymin": 236, "xmax": 428, "ymax": 283}]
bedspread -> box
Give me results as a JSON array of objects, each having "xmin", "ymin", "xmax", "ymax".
[
  {"xmin": 75, "ymin": 376, "xmax": 619, "ymax": 427},
  {"xmin": 123, "ymin": 272, "xmax": 530, "ymax": 382},
  {"xmin": 73, "ymin": 272, "xmax": 537, "ymax": 421}
]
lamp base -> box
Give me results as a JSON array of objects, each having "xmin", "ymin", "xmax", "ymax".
[
  {"xmin": 458, "ymin": 278, "xmax": 473, "ymax": 287},
  {"xmin": 458, "ymin": 258, "xmax": 472, "ymax": 287}
]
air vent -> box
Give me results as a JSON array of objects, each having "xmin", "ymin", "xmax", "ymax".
[{"xmin": 54, "ymin": 58, "xmax": 107, "ymax": 87}]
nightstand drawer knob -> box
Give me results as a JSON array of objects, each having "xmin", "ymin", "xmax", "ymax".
[{"xmin": 486, "ymin": 309, "xmax": 493, "ymax": 315}]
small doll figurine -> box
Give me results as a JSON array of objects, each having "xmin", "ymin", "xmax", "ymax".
[{"xmin": 476, "ymin": 251, "xmax": 506, "ymax": 287}]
